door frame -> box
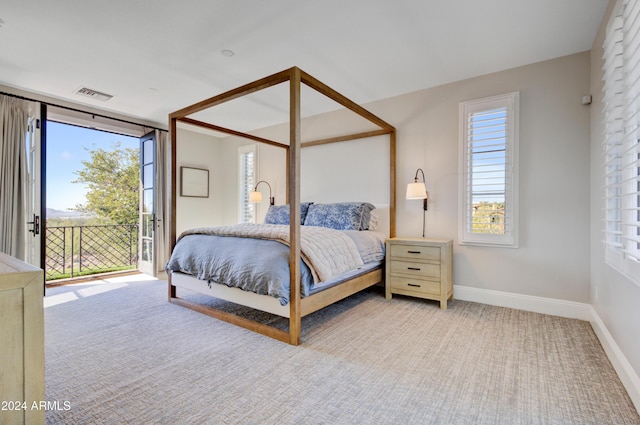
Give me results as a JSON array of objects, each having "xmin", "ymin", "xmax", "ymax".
[
  {"xmin": 24, "ymin": 102, "xmax": 45, "ymax": 269},
  {"xmin": 138, "ymin": 131, "xmax": 157, "ymax": 276},
  {"xmin": 42, "ymin": 105, "xmax": 163, "ymax": 280}
]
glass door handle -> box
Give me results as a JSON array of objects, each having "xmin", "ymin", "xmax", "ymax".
[{"xmin": 27, "ymin": 214, "xmax": 40, "ymax": 236}]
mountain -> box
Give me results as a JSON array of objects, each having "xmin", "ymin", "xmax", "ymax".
[{"xmin": 45, "ymin": 208, "xmax": 94, "ymax": 219}]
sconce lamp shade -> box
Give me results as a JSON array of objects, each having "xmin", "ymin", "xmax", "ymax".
[
  {"xmin": 249, "ymin": 191, "xmax": 263, "ymax": 203},
  {"xmin": 406, "ymin": 182, "xmax": 428, "ymax": 199}
]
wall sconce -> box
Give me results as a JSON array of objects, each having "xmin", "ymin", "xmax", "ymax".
[
  {"xmin": 249, "ymin": 180, "xmax": 275, "ymax": 205},
  {"xmin": 406, "ymin": 168, "xmax": 428, "ymax": 237}
]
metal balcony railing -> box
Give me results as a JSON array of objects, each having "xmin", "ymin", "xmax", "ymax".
[{"xmin": 45, "ymin": 224, "xmax": 138, "ymax": 281}]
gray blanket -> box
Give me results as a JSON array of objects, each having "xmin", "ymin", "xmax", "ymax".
[{"xmin": 178, "ymin": 223, "xmax": 364, "ymax": 283}]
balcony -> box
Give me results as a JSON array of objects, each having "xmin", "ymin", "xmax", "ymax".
[{"xmin": 45, "ymin": 224, "xmax": 138, "ymax": 281}]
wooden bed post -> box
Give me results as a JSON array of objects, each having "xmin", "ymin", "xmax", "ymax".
[
  {"xmin": 168, "ymin": 116, "xmax": 178, "ymax": 301},
  {"xmin": 169, "ymin": 116, "xmax": 177, "ymax": 253},
  {"xmin": 285, "ymin": 148, "xmax": 290, "ymax": 204},
  {"xmin": 288, "ymin": 67, "xmax": 302, "ymax": 345},
  {"xmin": 390, "ymin": 129, "xmax": 396, "ymax": 238},
  {"xmin": 166, "ymin": 66, "xmax": 397, "ymax": 345}
]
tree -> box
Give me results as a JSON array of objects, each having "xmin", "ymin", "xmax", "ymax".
[{"xmin": 72, "ymin": 142, "xmax": 139, "ymax": 224}]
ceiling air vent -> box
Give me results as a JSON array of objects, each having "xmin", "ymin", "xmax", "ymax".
[{"xmin": 74, "ymin": 87, "xmax": 113, "ymax": 102}]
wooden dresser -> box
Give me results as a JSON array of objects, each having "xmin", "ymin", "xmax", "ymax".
[
  {"xmin": 0, "ymin": 253, "xmax": 45, "ymax": 425},
  {"xmin": 385, "ymin": 238, "xmax": 453, "ymax": 309}
]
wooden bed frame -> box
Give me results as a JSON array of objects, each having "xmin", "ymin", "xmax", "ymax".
[{"xmin": 168, "ymin": 67, "xmax": 396, "ymax": 345}]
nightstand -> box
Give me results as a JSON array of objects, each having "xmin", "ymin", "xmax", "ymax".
[{"xmin": 385, "ymin": 237, "xmax": 453, "ymax": 309}]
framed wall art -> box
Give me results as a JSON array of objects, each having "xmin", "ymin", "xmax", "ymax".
[{"xmin": 180, "ymin": 166, "xmax": 209, "ymax": 198}]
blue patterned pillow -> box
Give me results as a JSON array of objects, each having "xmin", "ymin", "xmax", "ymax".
[
  {"xmin": 264, "ymin": 202, "xmax": 313, "ymax": 225},
  {"xmin": 303, "ymin": 202, "xmax": 376, "ymax": 231}
]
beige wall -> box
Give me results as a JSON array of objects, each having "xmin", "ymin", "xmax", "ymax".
[
  {"xmin": 212, "ymin": 117, "xmax": 391, "ymax": 224},
  {"xmin": 177, "ymin": 52, "xmax": 593, "ymax": 305},
  {"xmin": 175, "ymin": 127, "xmax": 223, "ymax": 235},
  {"xmin": 265, "ymin": 53, "xmax": 592, "ymax": 303},
  {"xmin": 589, "ymin": 0, "xmax": 640, "ymax": 383},
  {"xmin": 372, "ymin": 52, "xmax": 592, "ymax": 302}
]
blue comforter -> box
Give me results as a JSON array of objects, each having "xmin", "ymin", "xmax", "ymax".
[
  {"xmin": 165, "ymin": 227, "xmax": 385, "ymax": 306},
  {"xmin": 166, "ymin": 234, "xmax": 312, "ymax": 305}
]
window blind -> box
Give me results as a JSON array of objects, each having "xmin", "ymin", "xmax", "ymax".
[
  {"xmin": 622, "ymin": 0, "xmax": 640, "ymax": 263},
  {"xmin": 603, "ymin": 11, "xmax": 624, "ymax": 252},
  {"xmin": 238, "ymin": 145, "xmax": 256, "ymax": 223},
  {"xmin": 459, "ymin": 92, "xmax": 519, "ymax": 247},
  {"xmin": 602, "ymin": 0, "xmax": 640, "ymax": 282},
  {"xmin": 466, "ymin": 107, "xmax": 509, "ymax": 234}
]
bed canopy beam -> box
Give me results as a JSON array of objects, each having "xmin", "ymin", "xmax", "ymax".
[
  {"xmin": 168, "ymin": 66, "xmax": 396, "ymax": 345},
  {"xmin": 298, "ymin": 69, "xmax": 394, "ymax": 132},
  {"xmin": 301, "ymin": 128, "xmax": 392, "ymax": 148},
  {"xmin": 177, "ymin": 116, "xmax": 287, "ymax": 149},
  {"xmin": 179, "ymin": 116, "xmax": 390, "ymax": 150},
  {"xmin": 168, "ymin": 67, "xmax": 394, "ymax": 131},
  {"xmin": 169, "ymin": 68, "xmax": 292, "ymax": 120}
]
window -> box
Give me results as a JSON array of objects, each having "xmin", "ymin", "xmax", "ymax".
[
  {"xmin": 459, "ymin": 92, "xmax": 519, "ymax": 247},
  {"xmin": 602, "ymin": 0, "xmax": 640, "ymax": 284},
  {"xmin": 238, "ymin": 144, "xmax": 257, "ymax": 223}
]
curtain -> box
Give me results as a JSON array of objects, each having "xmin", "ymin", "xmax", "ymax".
[
  {"xmin": 0, "ymin": 95, "xmax": 30, "ymax": 259},
  {"xmin": 155, "ymin": 129, "xmax": 169, "ymax": 273}
]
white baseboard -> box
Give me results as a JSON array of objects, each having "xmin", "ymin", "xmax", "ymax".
[
  {"xmin": 453, "ymin": 284, "xmax": 592, "ymax": 320},
  {"xmin": 454, "ymin": 284, "xmax": 640, "ymax": 413},
  {"xmin": 588, "ymin": 305, "xmax": 640, "ymax": 413}
]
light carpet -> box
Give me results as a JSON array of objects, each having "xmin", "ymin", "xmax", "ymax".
[{"xmin": 43, "ymin": 275, "xmax": 640, "ymax": 425}]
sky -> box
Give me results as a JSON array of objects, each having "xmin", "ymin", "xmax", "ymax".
[{"xmin": 46, "ymin": 121, "xmax": 139, "ymax": 211}]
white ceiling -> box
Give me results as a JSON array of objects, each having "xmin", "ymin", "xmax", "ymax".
[{"xmin": 0, "ymin": 0, "xmax": 609, "ymax": 131}]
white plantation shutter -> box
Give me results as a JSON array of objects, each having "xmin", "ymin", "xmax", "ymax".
[
  {"xmin": 622, "ymin": 0, "xmax": 640, "ymax": 265},
  {"xmin": 238, "ymin": 144, "xmax": 256, "ymax": 223},
  {"xmin": 603, "ymin": 10, "xmax": 624, "ymax": 254},
  {"xmin": 603, "ymin": 0, "xmax": 640, "ymax": 283},
  {"xmin": 459, "ymin": 92, "xmax": 519, "ymax": 247}
]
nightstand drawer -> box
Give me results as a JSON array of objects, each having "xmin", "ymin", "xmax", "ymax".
[
  {"xmin": 389, "ymin": 244, "xmax": 440, "ymax": 261},
  {"xmin": 390, "ymin": 260, "xmax": 440, "ymax": 279},
  {"xmin": 389, "ymin": 276, "xmax": 440, "ymax": 295}
]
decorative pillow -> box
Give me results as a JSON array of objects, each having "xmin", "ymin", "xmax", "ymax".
[
  {"xmin": 303, "ymin": 202, "xmax": 376, "ymax": 231},
  {"xmin": 264, "ymin": 202, "xmax": 313, "ymax": 225},
  {"xmin": 368, "ymin": 209, "xmax": 379, "ymax": 231}
]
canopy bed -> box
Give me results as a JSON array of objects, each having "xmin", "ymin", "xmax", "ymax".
[{"xmin": 167, "ymin": 67, "xmax": 396, "ymax": 345}]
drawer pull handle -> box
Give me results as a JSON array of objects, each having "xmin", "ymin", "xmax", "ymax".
[
  {"xmin": 408, "ymin": 283, "xmax": 421, "ymax": 288},
  {"xmin": 407, "ymin": 250, "xmax": 421, "ymax": 254},
  {"xmin": 407, "ymin": 267, "xmax": 421, "ymax": 271}
]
